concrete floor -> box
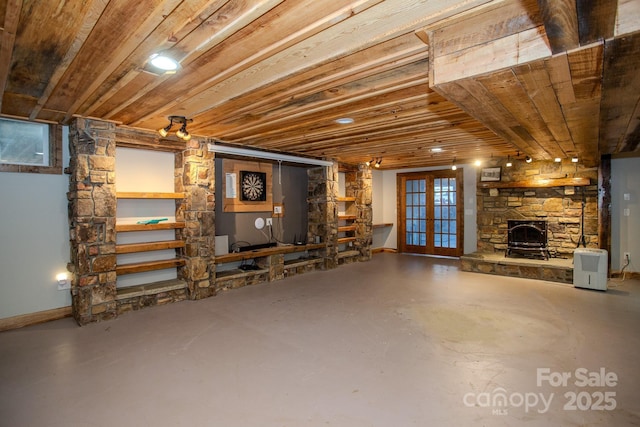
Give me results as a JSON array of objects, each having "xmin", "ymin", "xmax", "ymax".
[{"xmin": 1, "ymin": 253, "xmax": 639, "ymax": 426}]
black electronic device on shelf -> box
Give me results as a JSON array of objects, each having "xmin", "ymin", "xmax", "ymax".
[{"xmin": 237, "ymin": 242, "xmax": 277, "ymax": 252}]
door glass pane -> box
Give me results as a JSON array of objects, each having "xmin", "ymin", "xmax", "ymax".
[
  {"xmin": 434, "ymin": 207, "xmax": 441, "ymax": 220},
  {"xmin": 435, "ymin": 234, "xmax": 442, "ymax": 247},
  {"xmin": 420, "ymin": 180, "xmax": 426, "ymax": 192}
]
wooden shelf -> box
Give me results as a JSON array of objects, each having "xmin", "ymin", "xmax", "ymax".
[
  {"xmin": 116, "ymin": 240, "xmax": 185, "ymax": 254},
  {"xmin": 478, "ymin": 177, "xmax": 590, "ymax": 189},
  {"xmin": 338, "ymin": 237, "xmax": 357, "ymax": 244},
  {"xmin": 215, "ymin": 243, "xmax": 325, "ymax": 264},
  {"xmin": 116, "ymin": 192, "xmax": 185, "ymax": 199},
  {"xmin": 373, "ymin": 223, "xmax": 393, "ymax": 229},
  {"xmin": 115, "ymin": 222, "xmax": 186, "ymax": 232},
  {"xmin": 116, "ymin": 258, "xmax": 186, "ymax": 275},
  {"xmin": 338, "ymin": 215, "xmax": 357, "ymax": 221},
  {"xmin": 338, "ymin": 225, "xmax": 357, "ymax": 232},
  {"xmin": 337, "ymin": 196, "xmax": 356, "ymax": 202}
]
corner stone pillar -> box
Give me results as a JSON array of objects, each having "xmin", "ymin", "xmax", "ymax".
[
  {"xmin": 307, "ymin": 161, "xmax": 339, "ymax": 269},
  {"xmin": 348, "ymin": 165, "xmax": 373, "ymax": 261},
  {"xmin": 67, "ymin": 118, "xmax": 117, "ymax": 325},
  {"xmin": 176, "ymin": 140, "xmax": 216, "ymax": 299}
]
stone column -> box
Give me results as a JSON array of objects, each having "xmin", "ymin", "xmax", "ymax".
[
  {"xmin": 350, "ymin": 165, "xmax": 373, "ymax": 261},
  {"xmin": 307, "ymin": 162, "xmax": 339, "ymax": 269},
  {"xmin": 176, "ymin": 139, "xmax": 216, "ymax": 299},
  {"xmin": 67, "ymin": 118, "xmax": 117, "ymax": 325}
]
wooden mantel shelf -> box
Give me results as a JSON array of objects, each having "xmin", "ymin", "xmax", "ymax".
[{"xmin": 478, "ymin": 177, "xmax": 590, "ymax": 189}]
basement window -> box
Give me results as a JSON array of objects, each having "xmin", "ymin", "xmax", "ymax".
[{"xmin": 0, "ymin": 117, "xmax": 62, "ymax": 174}]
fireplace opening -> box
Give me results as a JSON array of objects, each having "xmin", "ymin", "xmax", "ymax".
[{"xmin": 506, "ymin": 220, "xmax": 549, "ymax": 260}]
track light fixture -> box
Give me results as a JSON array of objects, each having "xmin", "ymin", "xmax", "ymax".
[
  {"xmin": 158, "ymin": 115, "xmax": 192, "ymax": 141},
  {"xmin": 365, "ymin": 158, "xmax": 374, "ymax": 167},
  {"xmin": 451, "ymin": 157, "xmax": 457, "ymax": 171},
  {"xmin": 525, "ymin": 156, "xmax": 532, "ymax": 163},
  {"xmin": 506, "ymin": 155, "xmax": 513, "ymax": 167},
  {"xmin": 374, "ymin": 158, "xmax": 382, "ymax": 168}
]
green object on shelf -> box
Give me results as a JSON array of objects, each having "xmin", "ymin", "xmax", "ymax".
[{"xmin": 136, "ymin": 218, "xmax": 169, "ymax": 225}]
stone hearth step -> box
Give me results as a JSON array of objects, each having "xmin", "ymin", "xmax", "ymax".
[{"xmin": 116, "ymin": 279, "xmax": 187, "ymax": 300}]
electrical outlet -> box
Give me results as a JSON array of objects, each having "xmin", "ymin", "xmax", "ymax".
[{"xmin": 266, "ymin": 218, "xmax": 273, "ymax": 226}]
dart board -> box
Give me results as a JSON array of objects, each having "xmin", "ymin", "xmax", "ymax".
[{"xmin": 240, "ymin": 171, "xmax": 267, "ymax": 201}]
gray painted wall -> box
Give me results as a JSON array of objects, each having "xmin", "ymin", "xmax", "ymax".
[{"xmin": 214, "ymin": 159, "xmax": 309, "ymax": 251}]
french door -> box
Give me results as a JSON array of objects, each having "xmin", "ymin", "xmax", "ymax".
[{"xmin": 398, "ymin": 169, "xmax": 463, "ymax": 257}]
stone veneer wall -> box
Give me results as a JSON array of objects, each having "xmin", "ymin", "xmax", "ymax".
[
  {"xmin": 67, "ymin": 118, "xmax": 118, "ymax": 324},
  {"xmin": 345, "ymin": 165, "xmax": 373, "ymax": 261},
  {"xmin": 307, "ymin": 162, "xmax": 339, "ymax": 269},
  {"xmin": 477, "ymin": 159, "xmax": 599, "ymax": 257},
  {"xmin": 175, "ymin": 140, "xmax": 216, "ymax": 299}
]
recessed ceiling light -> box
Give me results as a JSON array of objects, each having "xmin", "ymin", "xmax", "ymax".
[
  {"xmin": 335, "ymin": 117, "xmax": 354, "ymax": 124},
  {"xmin": 149, "ymin": 53, "xmax": 180, "ymax": 72},
  {"xmin": 431, "ymin": 147, "xmax": 443, "ymax": 153}
]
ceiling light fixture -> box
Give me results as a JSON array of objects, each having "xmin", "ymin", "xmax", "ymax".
[
  {"xmin": 335, "ymin": 117, "xmax": 354, "ymax": 124},
  {"xmin": 158, "ymin": 116, "xmax": 192, "ymax": 141},
  {"xmin": 451, "ymin": 157, "xmax": 457, "ymax": 171},
  {"xmin": 365, "ymin": 158, "xmax": 375, "ymax": 167},
  {"xmin": 474, "ymin": 159, "xmax": 482, "ymax": 167},
  {"xmin": 374, "ymin": 158, "xmax": 382, "ymax": 168},
  {"xmin": 148, "ymin": 52, "xmax": 180, "ymax": 74},
  {"xmin": 506, "ymin": 155, "xmax": 512, "ymax": 167},
  {"xmin": 525, "ymin": 156, "xmax": 533, "ymax": 163},
  {"xmin": 431, "ymin": 147, "xmax": 443, "ymax": 153},
  {"xmin": 555, "ymin": 157, "xmax": 562, "ymax": 162},
  {"xmin": 571, "ymin": 157, "xmax": 579, "ymax": 163}
]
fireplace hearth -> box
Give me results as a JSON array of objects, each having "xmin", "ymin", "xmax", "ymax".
[{"xmin": 506, "ymin": 220, "xmax": 550, "ymax": 260}]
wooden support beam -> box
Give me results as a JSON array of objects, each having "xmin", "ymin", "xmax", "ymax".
[
  {"xmin": 576, "ymin": 0, "xmax": 617, "ymax": 45},
  {"xmin": 598, "ymin": 154, "xmax": 611, "ymax": 272},
  {"xmin": 537, "ymin": 0, "xmax": 580, "ymax": 53}
]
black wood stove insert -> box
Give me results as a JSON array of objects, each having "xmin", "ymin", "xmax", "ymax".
[{"xmin": 506, "ymin": 220, "xmax": 550, "ymax": 260}]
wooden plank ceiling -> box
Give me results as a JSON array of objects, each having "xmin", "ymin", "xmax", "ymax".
[{"xmin": 1, "ymin": 0, "xmax": 639, "ymax": 169}]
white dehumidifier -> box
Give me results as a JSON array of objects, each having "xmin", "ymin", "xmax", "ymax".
[{"xmin": 573, "ymin": 248, "xmax": 608, "ymax": 291}]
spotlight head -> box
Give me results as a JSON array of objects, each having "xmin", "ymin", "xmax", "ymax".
[
  {"xmin": 506, "ymin": 161, "xmax": 513, "ymax": 167},
  {"xmin": 525, "ymin": 156, "xmax": 532, "ymax": 163},
  {"xmin": 571, "ymin": 157, "xmax": 579, "ymax": 163},
  {"xmin": 374, "ymin": 158, "xmax": 382, "ymax": 168},
  {"xmin": 158, "ymin": 118, "xmax": 174, "ymax": 137},
  {"xmin": 451, "ymin": 164, "xmax": 457, "ymax": 171}
]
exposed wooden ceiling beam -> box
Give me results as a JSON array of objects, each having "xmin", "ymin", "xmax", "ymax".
[
  {"xmin": 537, "ymin": 0, "xmax": 580, "ymax": 53},
  {"xmin": 576, "ymin": 0, "xmax": 617, "ymax": 45},
  {"xmin": 29, "ymin": 0, "xmax": 109, "ymax": 121},
  {"xmin": 0, "ymin": 0, "xmax": 22, "ymax": 111}
]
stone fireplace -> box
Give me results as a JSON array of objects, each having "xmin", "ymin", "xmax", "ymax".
[{"xmin": 462, "ymin": 158, "xmax": 599, "ymax": 284}]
